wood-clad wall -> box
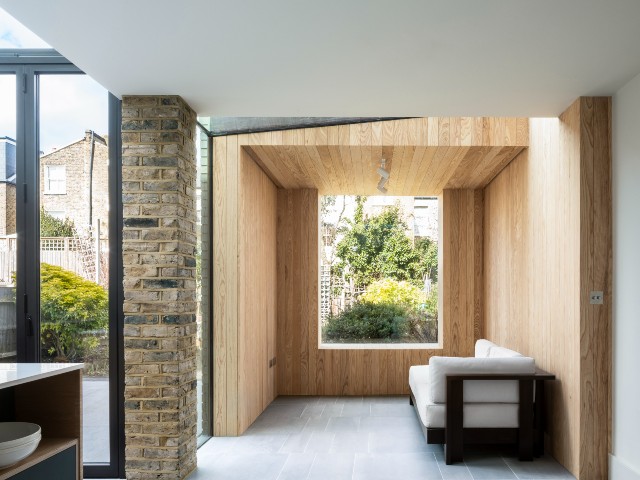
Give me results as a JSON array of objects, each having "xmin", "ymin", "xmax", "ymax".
[
  {"xmin": 213, "ymin": 136, "xmax": 278, "ymax": 435},
  {"xmin": 276, "ymin": 189, "xmax": 483, "ymax": 395},
  {"xmin": 483, "ymin": 98, "xmax": 611, "ymax": 480},
  {"xmin": 238, "ymin": 151, "xmax": 278, "ymax": 433}
]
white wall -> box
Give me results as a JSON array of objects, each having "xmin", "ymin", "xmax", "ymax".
[{"xmin": 611, "ymin": 72, "xmax": 640, "ymax": 480}]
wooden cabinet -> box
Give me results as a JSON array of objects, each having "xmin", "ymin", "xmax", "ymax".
[{"xmin": 0, "ymin": 364, "xmax": 82, "ymax": 480}]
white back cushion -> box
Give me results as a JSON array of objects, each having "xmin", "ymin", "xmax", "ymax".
[
  {"xmin": 428, "ymin": 356, "xmax": 536, "ymax": 404},
  {"xmin": 475, "ymin": 339, "xmax": 497, "ymax": 358},
  {"xmin": 488, "ymin": 346, "xmax": 523, "ymax": 358}
]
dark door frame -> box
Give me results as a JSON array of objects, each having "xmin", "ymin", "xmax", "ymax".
[{"xmin": 0, "ymin": 49, "xmax": 125, "ymax": 478}]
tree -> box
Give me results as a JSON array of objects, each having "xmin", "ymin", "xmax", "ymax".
[
  {"xmin": 415, "ymin": 237, "xmax": 438, "ymax": 282},
  {"xmin": 40, "ymin": 263, "xmax": 108, "ymax": 361},
  {"xmin": 40, "ymin": 208, "xmax": 76, "ymax": 237},
  {"xmin": 334, "ymin": 201, "xmax": 422, "ymax": 287}
]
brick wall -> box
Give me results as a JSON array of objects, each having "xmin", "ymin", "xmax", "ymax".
[
  {"xmin": 121, "ymin": 96, "xmax": 198, "ymax": 480},
  {"xmin": 0, "ymin": 182, "xmax": 16, "ymax": 235}
]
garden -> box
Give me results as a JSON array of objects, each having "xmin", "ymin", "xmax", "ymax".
[{"xmin": 321, "ymin": 196, "xmax": 439, "ymax": 344}]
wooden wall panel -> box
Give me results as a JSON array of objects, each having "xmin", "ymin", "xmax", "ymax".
[
  {"xmin": 276, "ymin": 188, "xmax": 483, "ymax": 396},
  {"xmin": 237, "ymin": 149, "xmax": 278, "ymax": 432},
  {"xmin": 213, "ymin": 140, "xmax": 278, "ymax": 435},
  {"xmin": 483, "ymin": 98, "xmax": 611, "ymax": 480}
]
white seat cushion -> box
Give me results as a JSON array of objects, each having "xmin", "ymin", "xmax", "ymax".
[
  {"xmin": 409, "ymin": 365, "xmax": 429, "ymax": 426},
  {"xmin": 428, "ymin": 356, "xmax": 536, "ymax": 404}
]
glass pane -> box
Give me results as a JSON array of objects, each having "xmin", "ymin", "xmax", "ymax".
[
  {"xmin": 0, "ymin": 74, "xmax": 17, "ymax": 363},
  {"xmin": 196, "ymin": 120, "xmax": 211, "ymax": 440},
  {"xmin": 0, "ymin": 8, "xmax": 50, "ymax": 48},
  {"xmin": 38, "ymin": 74, "xmax": 110, "ymax": 463},
  {"xmin": 320, "ymin": 195, "xmax": 439, "ymax": 346}
]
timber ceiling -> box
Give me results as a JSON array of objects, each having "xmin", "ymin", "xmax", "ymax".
[{"xmin": 229, "ymin": 118, "xmax": 528, "ymax": 196}]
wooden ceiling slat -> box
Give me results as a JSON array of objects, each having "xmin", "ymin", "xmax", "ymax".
[
  {"xmin": 407, "ymin": 147, "xmax": 438, "ymax": 196},
  {"xmin": 239, "ymin": 117, "xmax": 529, "ymax": 195},
  {"xmin": 327, "ymin": 126, "xmax": 347, "ymax": 192},
  {"xmin": 433, "ymin": 146, "xmax": 470, "ymax": 192}
]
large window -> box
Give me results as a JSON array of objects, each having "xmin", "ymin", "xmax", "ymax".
[
  {"xmin": 320, "ymin": 195, "xmax": 439, "ymax": 347},
  {"xmin": 0, "ymin": 53, "xmax": 123, "ymax": 477}
]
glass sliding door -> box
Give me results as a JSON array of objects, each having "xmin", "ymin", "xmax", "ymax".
[
  {"xmin": 37, "ymin": 73, "xmax": 111, "ymax": 466},
  {"xmin": 196, "ymin": 120, "xmax": 212, "ymax": 443},
  {"xmin": 0, "ymin": 74, "xmax": 17, "ymax": 363}
]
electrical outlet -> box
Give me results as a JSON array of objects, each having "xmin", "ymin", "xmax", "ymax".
[{"xmin": 590, "ymin": 291, "xmax": 604, "ymax": 305}]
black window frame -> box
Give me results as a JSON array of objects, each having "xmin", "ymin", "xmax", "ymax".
[{"xmin": 0, "ymin": 49, "xmax": 125, "ymax": 479}]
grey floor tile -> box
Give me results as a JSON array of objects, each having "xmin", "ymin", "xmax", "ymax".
[
  {"xmin": 370, "ymin": 395, "xmax": 410, "ymax": 404},
  {"xmin": 371, "ymin": 402, "xmax": 415, "ymax": 417},
  {"xmin": 325, "ymin": 415, "xmax": 361, "ymax": 432},
  {"xmin": 503, "ymin": 454, "xmax": 575, "ymax": 479},
  {"xmin": 191, "ymin": 397, "xmax": 574, "ymax": 480},
  {"xmin": 276, "ymin": 453, "xmax": 316, "ymax": 480},
  {"xmin": 231, "ymin": 434, "xmax": 289, "ymax": 454},
  {"xmin": 353, "ymin": 452, "xmax": 442, "ymax": 480},
  {"xmin": 304, "ymin": 431, "xmax": 336, "ymax": 453},
  {"xmin": 329, "ymin": 431, "xmax": 370, "ymax": 453},
  {"xmin": 189, "ymin": 452, "xmax": 288, "ymax": 480},
  {"xmin": 307, "ymin": 452, "xmax": 355, "ymax": 480},
  {"xmin": 341, "ymin": 402, "xmax": 372, "ymax": 416},
  {"xmin": 464, "ymin": 454, "xmax": 517, "ymax": 480},
  {"xmin": 301, "ymin": 402, "xmax": 327, "ymax": 417},
  {"xmin": 360, "ymin": 415, "xmax": 423, "ymax": 434},
  {"xmin": 279, "ymin": 432, "xmax": 313, "ymax": 453},
  {"xmin": 368, "ymin": 431, "xmax": 435, "ymax": 454},
  {"xmin": 434, "ymin": 450, "xmax": 473, "ymax": 480},
  {"xmin": 264, "ymin": 403, "xmax": 307, "ymax": 417}
]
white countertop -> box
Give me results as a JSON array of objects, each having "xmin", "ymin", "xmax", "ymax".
[{"xmin": 0, "ymin": 363, "xmax": 83, "ymax": 390}]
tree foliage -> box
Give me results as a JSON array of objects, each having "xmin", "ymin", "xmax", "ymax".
[
  {"xmin": 40, "ymin": 208, "xmax": 76, "ymax": 237},
  {"xmin": 334, "ymin": 199, "xmax": 423, "ymax": 287},
  {"xmin": 360, "ymin": 278, "xmax": 426, "ymax": 311},
  {"xmin": 323, "ymin": 302, "xmax": 409, "ymax": 340},
  {"xmin": 40, "ymin": 263, "xmax": 108, "ymax": 361},
  {"xmin": 415, "ymin": 237, "xmax": 438, "ymax": 282}
]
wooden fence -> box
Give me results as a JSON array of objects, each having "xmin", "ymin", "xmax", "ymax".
[{"xmin": 0, "ymin": 236, "xmax": 109, "ymax": 287}]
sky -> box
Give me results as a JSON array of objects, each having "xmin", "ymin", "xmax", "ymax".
[{"xmin": 0, "ymin": 8, "xmax": 108, "ymax": 153}]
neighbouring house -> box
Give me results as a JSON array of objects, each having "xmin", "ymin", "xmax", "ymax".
[
  {"xmin": 0, "ymin": 136, "xmax": 16, "ymax": 236},
  {"xmin": 40, "ymin": 130, "xmax": 109, "ymax": 234}
]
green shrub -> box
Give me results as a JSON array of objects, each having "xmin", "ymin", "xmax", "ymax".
[
  {"xmin": 360, "ymin": 278, "xmax": 426, "ymax": 310},
  {"xmin": 40, "ymin": 263, "xmax": 108, "ymax": 362},
  {"xmin": 40, "ymin": 208, "xmax": 76, "ymax": 237},
  {"xmin": 323, "ymin": 302, "xmax": 409, "ymax": 341}
]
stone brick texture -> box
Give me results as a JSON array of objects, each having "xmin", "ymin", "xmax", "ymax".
[
  {"xmin": 0, "ymin": 182, "xmax": 16, "ymax": 235},
  {"xmin": 122, "ymin": 96, "xmax": 197, "ymax": 480}
]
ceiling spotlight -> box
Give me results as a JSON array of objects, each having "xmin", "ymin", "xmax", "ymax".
[
  {"xmin": 377, "ymin": 166, "xmax": 390, "ymax": 179},
  {"xmin": 376, "ymin": 158, "xmax": 389, "ymax": 193},
  {"xmin": 377, "ymin": 177, "xmax": 388, "ymax": 193}
]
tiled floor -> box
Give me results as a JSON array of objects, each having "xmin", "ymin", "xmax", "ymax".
[{"xmin": 191, "ymin": 396, "xmax": 576, "ymax": 480}]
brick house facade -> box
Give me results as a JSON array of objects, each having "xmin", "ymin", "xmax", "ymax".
[{"xmin": 40, "ymin": 130, "xmax": 109, "ymax": 234}]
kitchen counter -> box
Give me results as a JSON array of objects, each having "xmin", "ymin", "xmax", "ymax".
[{"xmin": 0, "ymin": 363, "xmax": 83, "ymax": 390}]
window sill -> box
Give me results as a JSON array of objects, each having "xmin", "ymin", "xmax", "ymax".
[{"xmin": 318, "ymin": 342, "xmax": 442, "ymax": 350}]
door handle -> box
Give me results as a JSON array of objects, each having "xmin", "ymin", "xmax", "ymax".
[{"xmin": 26, "ymin": 314, "xmax": 34, "ymax": 337}]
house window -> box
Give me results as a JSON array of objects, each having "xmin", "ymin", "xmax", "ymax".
[
  {"xmin": 44, "ymin": 165, "xmax": 66, "ymax": 194},
  {"xmin": 320, "ymin": 195, "xmax": 439, "ymax": 348}
]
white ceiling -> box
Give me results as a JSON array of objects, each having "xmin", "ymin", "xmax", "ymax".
[{"xmin": 2, "ymin": 0, "xmax": 640, "ymax": 117}]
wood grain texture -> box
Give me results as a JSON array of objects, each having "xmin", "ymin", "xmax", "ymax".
[
  {"xmin": 276, "ymin": 189, "xmax": 483, "ymax": 396},
  {"xmin": 578, "ymin": 97, "xmax": 612, "ymax": 480},
  {"xmin": 243, "ymin": 118, "xmax": 526, "ymax": 196},
  {"xmin": 13, "ymin": 369, "xmax": 82, "ymax": 478},
  {"xmin": 483, "ymin": 98, "xmax": 612, "ymax": 480},
  {"xmin": 237, "ymin": 148, "xmax": 278, "ymax": 433},
  {"xmin": 213, "ymin": 138, "xmax": 279, "ymax": 435}
]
